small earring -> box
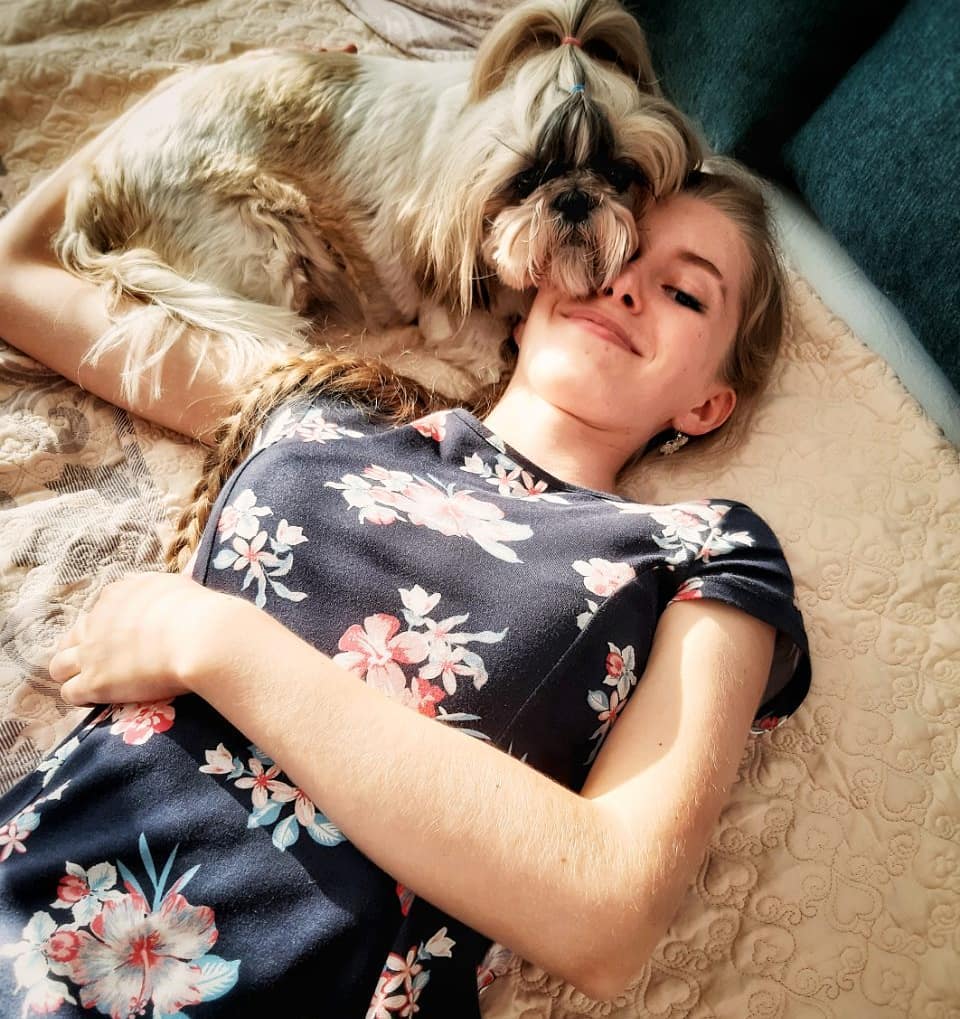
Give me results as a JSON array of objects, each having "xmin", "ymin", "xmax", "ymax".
[{"xmin": 658, "ymin": 431, "xmax": 689, "ymax": 456}]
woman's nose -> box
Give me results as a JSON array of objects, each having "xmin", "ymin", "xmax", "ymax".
[{"xmin": 601, "ymin": 268, "xmax": 642, "ymax": 311}]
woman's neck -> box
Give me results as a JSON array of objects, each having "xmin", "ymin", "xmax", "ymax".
[{"xmin": 480, "ymin": 386, "xmax": 640, "ymax": 494}]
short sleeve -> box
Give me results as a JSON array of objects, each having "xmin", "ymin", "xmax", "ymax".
[{"xmin": 665, "ymin": 501, "xmax": 811, "ymax": 734}]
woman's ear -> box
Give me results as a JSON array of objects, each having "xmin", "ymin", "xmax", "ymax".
[
  {"xmin": 673, "ymin": 385, "xmax": 736, "ymax": 437},
  {"xmin": 512, "ymin": 318, "xmax": 526, "ymax": 346}
]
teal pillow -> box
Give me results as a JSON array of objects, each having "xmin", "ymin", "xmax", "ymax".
[
  {"xmin": 783, "ymin": 0, "xmax": 960, "ymax": 394},
  {"xmin": 626, "ymin": 0, "xmax": 903, "ymax": 179}
]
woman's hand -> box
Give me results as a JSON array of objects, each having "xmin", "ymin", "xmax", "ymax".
[{"xmin": 49, "ymin": 572, "xmax": 250, "ymax": 706}]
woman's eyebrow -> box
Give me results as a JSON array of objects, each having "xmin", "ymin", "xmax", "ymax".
[{"xmin": 677, "ymin": 251, "xmax": 727, "ymax": 305}]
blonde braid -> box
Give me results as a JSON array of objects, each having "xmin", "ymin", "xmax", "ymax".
[{"xmin": 164, "ymin": 346, "xmax": 457, "ymax": 572}]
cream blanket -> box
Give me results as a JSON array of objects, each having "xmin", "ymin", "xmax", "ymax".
[{"xmin": 1, "ymin": 2, "xmax": 958, "ymax": 1016}]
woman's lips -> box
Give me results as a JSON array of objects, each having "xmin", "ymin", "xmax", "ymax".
[{"xmin": 561, "ymin": 309, "xmax": 637, "ymax": 354}]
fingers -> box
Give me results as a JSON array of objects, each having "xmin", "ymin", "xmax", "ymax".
[
  {"xmin": 48, "ymin": 644, "xmax": 82, "ymax": 683},
  {"xmin": 58, "ymin": 677, "xmax": 95, "ymax": 708}
]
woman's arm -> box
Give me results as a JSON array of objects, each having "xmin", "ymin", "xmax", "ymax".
[
  {"xmin": 50, "ymin": 573, "xmax": 773, "ymax": 999},
  {"xmin": 0, "ymin": 138, "xmax": 249, "ymax": 445}
]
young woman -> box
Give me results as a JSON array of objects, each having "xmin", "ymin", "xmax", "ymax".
[{"xmin": 0, "ymin": 143, "xmax": 809, "ymax": 1016}]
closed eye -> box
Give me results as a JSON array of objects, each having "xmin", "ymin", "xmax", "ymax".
[{"xmin": 664, "ymin": 286, "xmax": 706, "ymax": 313}]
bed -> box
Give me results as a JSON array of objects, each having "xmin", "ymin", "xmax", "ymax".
[{"xmin": 1, "ymin": 1, "xmax": 958, "ymax": 1016}]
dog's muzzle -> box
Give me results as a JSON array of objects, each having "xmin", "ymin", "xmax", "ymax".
[{"xmin": 552, "ymin": 188, "xmax": 597, "ymax": 224}]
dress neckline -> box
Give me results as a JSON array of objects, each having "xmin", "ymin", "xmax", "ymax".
[{"xmin": 449, "ymin": 408, "xmax": 621, "ymax": 502}]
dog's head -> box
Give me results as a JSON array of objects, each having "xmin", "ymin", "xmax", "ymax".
[{"xmin": 419, "ymin": 0, "xmax": 701, "ymax": 309}]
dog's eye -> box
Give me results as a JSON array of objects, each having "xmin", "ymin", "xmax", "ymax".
[
  {"xmin": 513, "ymin": 169, "xmax": 542, "ymax": 199},
  {"xmin": 603, "ymin": 159, "xmax": 640, "ymax": 194}
]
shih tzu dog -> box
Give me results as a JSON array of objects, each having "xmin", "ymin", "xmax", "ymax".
[{"xmin": 56, "ymin": 0, "xmax": 700, "ymax": 398}]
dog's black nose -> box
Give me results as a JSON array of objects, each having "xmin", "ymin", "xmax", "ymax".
[{"xmin": 552, "ymin": 189, "xmax": 595, "ymax": 223}]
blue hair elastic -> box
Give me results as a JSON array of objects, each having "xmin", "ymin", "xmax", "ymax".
[{"xmin": 569, "ymin": 83, "xmax": 585, "ymax": 94}]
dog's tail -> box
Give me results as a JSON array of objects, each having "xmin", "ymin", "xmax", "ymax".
[{"xmin": 55, "ymin": 228, "xmax": 311, "ymax": 404}]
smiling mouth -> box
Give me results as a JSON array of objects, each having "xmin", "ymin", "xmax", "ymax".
[{"xmin": 561, "ymin": 310, "xmax": 637, "ymax": 355}]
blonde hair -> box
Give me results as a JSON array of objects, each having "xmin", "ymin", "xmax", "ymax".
[
  {"xmin": 669, "ymin": 156, "xmax": 788, "ymax": 456},
  {"xmin": 165, "ymin": 158, "xmax": 786, "ymax": 571}
]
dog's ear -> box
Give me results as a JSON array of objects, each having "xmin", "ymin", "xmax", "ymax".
[
  {"xmin": 469, "ymin": 3, "xmax": 562, "ymax": 103},
  {"xmin": 469, "ymin": 1, "xmax": 660, "ymax": 103}
]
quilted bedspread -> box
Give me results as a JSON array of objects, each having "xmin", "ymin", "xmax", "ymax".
[{"xmin": 1, "ymin": 2, "xmax": 958, "ymax": 1017}]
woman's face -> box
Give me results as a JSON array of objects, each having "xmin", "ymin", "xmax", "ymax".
[{"xmin": 514, "ymin": 192, "xmax": 750, "ymax": 449}]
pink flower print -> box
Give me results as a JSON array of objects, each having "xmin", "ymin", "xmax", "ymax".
[
  {"xmin": 672, "ymin": 577, "xmax": 705, "ymax": 601},
  {"xmin": 399, "ymin": 484, "xmax": 532, "ymax": 562},
  {"xmin": 597, "ymin": 688, "xmax": 626, "ymax": 727},
  {"xmin": 217, "ymin": 488, "xmax": 271, "ymax": 542},
  {"xmin": 404, "ymin": 677, "xmax": 447, "ymax": 718},
  {"xmin": 401, "ymin": 484, "xmax": 495, "ymax": 537},
  {"xmin": 572, "ymin": 558, "xmax": 636, "ymax": 597},
  {"xmin": 70, "ymin": 891, "xmax": 218, "ymax": 1017},
  {"xmin": 47, "ymin": 930, "xmax": 81, "ymax": 964},
  {"xmin": 605, "ymin": 651, "xmax": 624, "ymax": 678},
  {"xmin": 109, "ymin": 700, "xmax": 176, "ymax": 746},
  {"xmin": 753, "ymin": 715, "xmax": 783, "ymax": 733},
  {"xmin": 395, "ymin": 882, "xmax": 415, "ymax": 916},
  {"xmin": 235, "ymin": 757, "xmax": 286, "ymax": 809},
  {"xmin": 411, "ymin": 411, "xmax": 450, "ymax": 442},
  {"xmin": 55, "ymin": 872, "xmax": 89, "ymax": 905},
  {"xmin": 419, "ymin": 646, "xmax": 472, "ymax": 696},
  {"xmin": 360, "ymin": 505, "xmax": 401, "ymax": 525},
  {"xmin": 333, "ymin": 614, "xmax": 429, "ymax": 695},
  {"xmin": 0, "ymin": 818, "xmax": 29, "ymax": 861},
  {"xmin": 270, "ymin": 782, "xmax": 317, "ymax": 827}
]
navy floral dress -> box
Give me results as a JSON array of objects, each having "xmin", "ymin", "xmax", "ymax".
[{"xmin": 0, "ymin": 399, "xmax": 810, "ymax": 1018}]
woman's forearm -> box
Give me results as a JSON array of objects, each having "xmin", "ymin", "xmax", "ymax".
[
  {"xmin": 192, "ymin": 602, "xmax": 658, "ymax": 998},
  {"xmin": 0, "ymin": 144, "xmax": 245, "ymax": 444}
]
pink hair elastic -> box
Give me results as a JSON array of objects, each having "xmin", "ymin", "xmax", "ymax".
[{"xmin": 560, "ymin": 36, "xmax": 583, "ymax": 47}]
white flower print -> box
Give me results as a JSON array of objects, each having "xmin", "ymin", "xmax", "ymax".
[
  {"xmin": 0, "ymin": 912, "xmax": 77, "ymax": 1015},
  {"xmin": 35, "ymin": 735, "xmax": 81, "ymax": 788},
  {"xmin": 216, "ymin": 487, "xmax": 271, "ymax": 543},
  {"xmin": 258, "ymin": 405, "xmax": 365, "ymax": 448},
  {"xmin": 287, "ymin": 407, "xmax": 365, "ymax": 444},
  {"xmin": 198, "ymin": 742, "xmax": 237, "ymax": 776},
  {"xmin": 327, "ymin": 468, "xmax": 533, "ymax": 563},
  {"xmin": 576, "ymin": 598, "xmax": 600, "ymax": 632},
  {"xmin": 424, "ymin": 929, "xmax": 455, "ymax": 958},
  {"xmin": 608, "ymin": 500, "xmax": 754, "ymax": 566},
  {"xmin": 366, "ymin": 927, "xmax": 456, "ymax": 1018},
  {"xmin": 460, "ymin": 450, "xmax": 569, "ymax": 503},
  {"xmin": 203, "ymin": 744, "xmax": 346, "ymax": 851},
  {"xmin": 213, "ymin": 492, "xmax": 309, "ymax": 608},
  {"xmin": 399, "ymin": 584, "xmax": 442, "ymax": 622},
  {"xmin": 51, "ymin": 861, "xmax": 125, "ymax": 926},
  {"xmin": 572, "ymin": 558, "xmax": 636, "ymax": 597}
]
